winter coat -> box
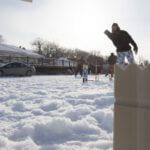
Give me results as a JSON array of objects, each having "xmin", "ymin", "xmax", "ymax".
[
  {"xmin": 82, "ymin": 69, "xmax": 88, "ymax": 78},
  {"xmin": 108, "ymin": 55, "xmax": 117, "ymax": 65},
  {"xmin": 105, "ymin": 30, "xmax": 138, "ymax": 53}
]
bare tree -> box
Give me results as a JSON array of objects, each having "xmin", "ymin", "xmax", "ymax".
[
  {"xmin": 30, "ymin": 37, "xmax": 106, "ymax": 73},
  {"xmin": 43, "ymin": 42, "xmax": 61, "ymax": 58},
  {"xmin": 31, "ymin": 38, "xmax": 44, "ymax": 55}
]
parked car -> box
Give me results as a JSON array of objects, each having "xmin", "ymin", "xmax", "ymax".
[{"xmin": 0, "ymin": 62, "xmax": 36, "ymax": 76}]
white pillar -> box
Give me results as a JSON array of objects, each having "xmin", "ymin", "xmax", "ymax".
[{"xmin": 114, "ymin": 64, "xmax": 150, "ymax": 150}]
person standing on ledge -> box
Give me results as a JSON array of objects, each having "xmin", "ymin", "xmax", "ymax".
[{"xmin": 104, "ymin": 23, "xmax": 138, "ymax": 64}]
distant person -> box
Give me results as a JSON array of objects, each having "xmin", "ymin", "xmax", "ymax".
[
  {"xmin": 82, "ymin": 64, "xmax": 88, "ymax": 83},
  {"xmin": 106, "ymin": 53, "xmax": 117, "ymax": 80},
  {"xmin": 75, "ymin": 64, "xmax": 82, "ymax": 77},
  {"xmin": 104, "ymin": 23, "xmax": 138, "ymax": 64}
]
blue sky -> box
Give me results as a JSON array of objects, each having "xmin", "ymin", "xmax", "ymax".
[{"xmin": 0, "ymin": 0, "xmax": 150, "ymax": 61}]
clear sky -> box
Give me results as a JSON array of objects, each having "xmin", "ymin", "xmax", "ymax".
[{"xmin": 0, "ymin": 0, "xmax": 150, "ymax": 61}]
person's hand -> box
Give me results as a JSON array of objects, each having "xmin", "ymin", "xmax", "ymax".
[
  {"xmin": 104, "ymin": 30, "xmax": 110, "ymax": 35},
  {"xmin": 134, "ymin": 47, "xmax": 138, "ymax": 54}
]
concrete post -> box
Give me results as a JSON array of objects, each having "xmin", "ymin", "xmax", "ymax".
[{"xmin": 114, "ymin": 64, "xmax": 150, "ymax": 150}]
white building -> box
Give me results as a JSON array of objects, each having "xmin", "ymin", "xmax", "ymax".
[{"xmin": 57, "ymin": 57, "xmax": 77, "ymax": 67}]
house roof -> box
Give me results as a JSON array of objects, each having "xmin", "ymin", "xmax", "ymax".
[{"xmin": 0, "ymin": 44, "xmax": 44, "ymax": 58}]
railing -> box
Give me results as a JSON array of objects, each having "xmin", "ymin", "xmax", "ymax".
[{"xmin": 0, "ymin": 55, "xmax": 77, "ymax": 67}]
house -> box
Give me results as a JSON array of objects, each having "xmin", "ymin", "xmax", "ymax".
[{"xmin": 57, "ymin": 57, "xmax": 77, "ymax": 67}]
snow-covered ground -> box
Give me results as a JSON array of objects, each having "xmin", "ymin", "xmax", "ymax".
[{"xmin": 0, "ymin": 75, "xmax": 114, "ymax": 150}]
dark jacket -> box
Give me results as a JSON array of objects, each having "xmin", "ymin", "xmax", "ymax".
[
  {"xmin": 105, "ymin": 30, "xmax": 138, "ymax": 52},
  {"xmin": 108, "ymin": 54, "xmax": 117, "ymax": 65}
]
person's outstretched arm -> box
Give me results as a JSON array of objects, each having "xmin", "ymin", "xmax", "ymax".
[
  {"xmin": 126, "ymin": 32, "xmax": 138, "ymax": 54},
  {"xmin": 104, "ymin": 30, "xmax": 113, "ymax": 40}
]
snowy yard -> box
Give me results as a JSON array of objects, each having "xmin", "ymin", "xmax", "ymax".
[{"xmin": 0, "ymin": 75, "xmax": 114, "ymax": 150}]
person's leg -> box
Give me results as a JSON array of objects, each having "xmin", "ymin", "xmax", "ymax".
[
  {"xmin": 110, "ymin": 65, "xmax": 114, "ymax": 78},
  {"xmin": 117, "ymin": 52, "xmax": 125, "ymax": 64},
  {"xmin": 126, "ymin": 50, "xmax": 135, "ymax": 64},
  {"xmin": 105, "ymin": 70, "xmax": 109, "ymax": 77},
  {"xmin": 75, "ymin": 70, "xmax": 77, "ymax": 77},
  {"xmin": 86, "ymin": 78, "xmax": 88, "ymax": 82},
  {"xmin": 80, "ymin": 70, "xmax": 82, "ymax": 77},
  {"xmin": 105, "ymin": 64, "xmax": 110, "ymax": 77},
  {"xmin": 83, "ymin": 78, "xmax": 85, "ymax": 83}
]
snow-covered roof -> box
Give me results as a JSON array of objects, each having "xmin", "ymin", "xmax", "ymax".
[{"xmin": 0, "ymin": 44, "xmax": 44, "ymax": 58}]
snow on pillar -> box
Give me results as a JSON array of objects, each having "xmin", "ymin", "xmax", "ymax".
[{"xmin": 114, "ymin": 64, "xmax": 150, "ymax": 150}]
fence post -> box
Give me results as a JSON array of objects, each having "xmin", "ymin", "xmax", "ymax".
[
  {"xmin": 9, "ymin": 56, "xmax": 11, "ymax": 63},
  {"xmin": 53, "ymin": 59, "xmax": 55, "ymax": 66},
  {"xmin": 27, "ymin": 57, "xmax": 29, "ymax": 64},
  {"xmin": 114, "ymin": 64, "xmax": 150, "ymax": 150},
  {"xmin": 62, "ymin": 60, "xmax": 64, "ymax": 66},
  {"xmin": 41, "ymin": 58, "xmax": 44, "ymax": 66}
]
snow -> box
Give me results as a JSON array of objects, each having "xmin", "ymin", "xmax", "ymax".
[{"xmin": 0, "ymin": 75, "xmax": 114, "ymax": 150}]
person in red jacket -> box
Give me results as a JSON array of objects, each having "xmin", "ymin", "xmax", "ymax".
[{"xmin": 104, "ymin": 23, "xmax": 138, "ymax": 64}]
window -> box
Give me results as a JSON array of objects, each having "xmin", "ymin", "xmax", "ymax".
[
  {"xmin": 11, "ymin": 63, "xmax": 21, "ymax": 68},
  {"xmin": 4, "ymin": 64, "xmax": 13, "ymax": 68},
  {"xmin": 20, "ymin": 63, "xmax": 27, "ymax": 67}
]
